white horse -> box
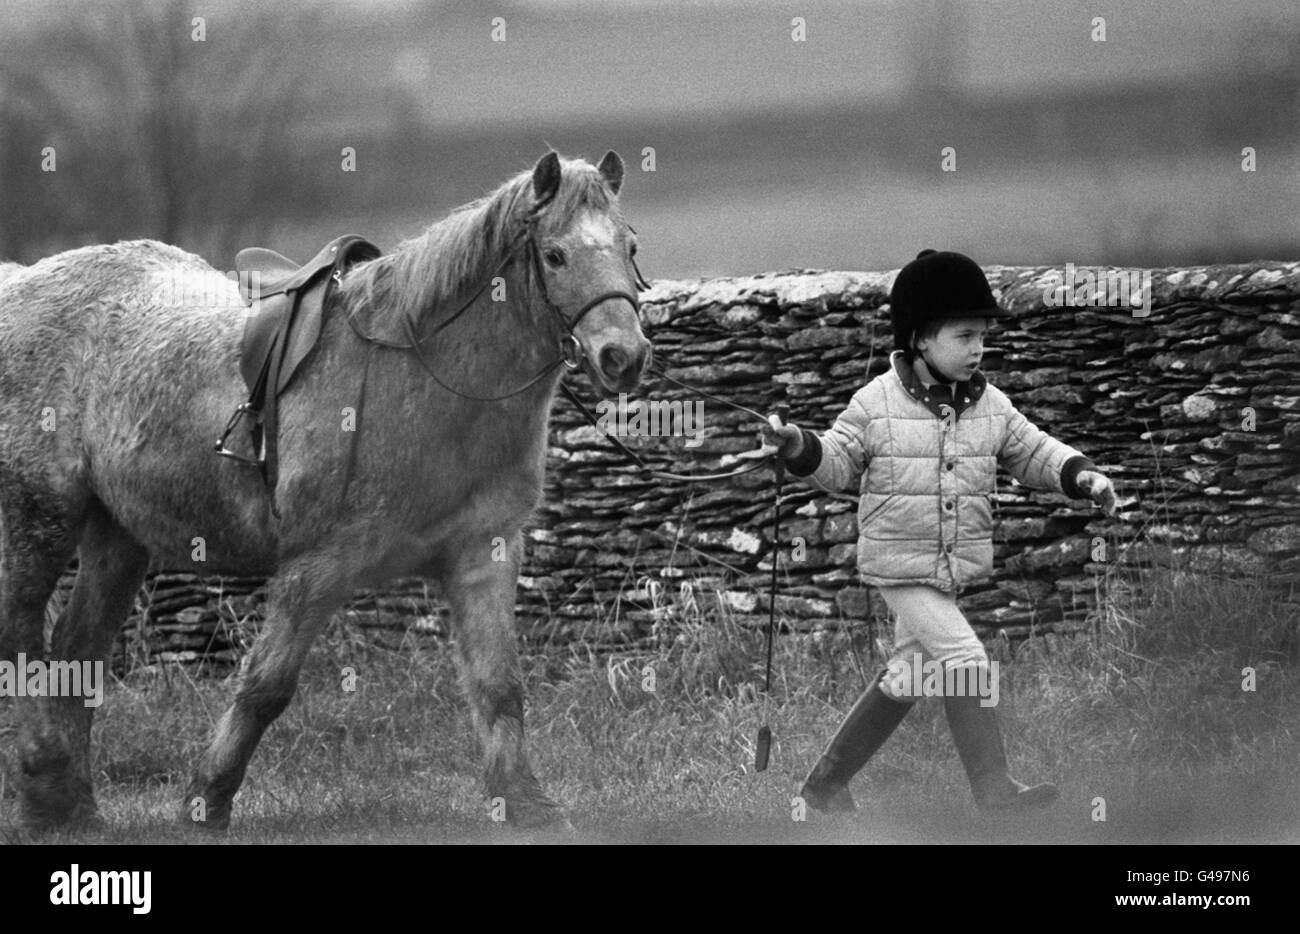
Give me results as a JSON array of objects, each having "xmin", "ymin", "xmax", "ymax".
[{"xmin": 0, "ymin": 150, "xmax": 649, "ymax": 833}]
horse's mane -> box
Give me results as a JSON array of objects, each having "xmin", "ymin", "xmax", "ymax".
[
  {"xmin": 343, "ymin": 157, "xmax": 620, "ymax": 325},
  {"xmin": 0, "ymin": 261, "xmax": 25, "ymax": 285}
]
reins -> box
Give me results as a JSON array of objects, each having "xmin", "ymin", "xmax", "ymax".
[
  {"xmin": 557, "ymin": 379, "xmax": 776, "ymax": 484},
  {"xmin": 557, "ymin": 362, "xmax": 787, "ymax": 774}
]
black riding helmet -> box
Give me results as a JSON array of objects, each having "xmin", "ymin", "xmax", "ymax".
[{"xmin": 889, "ymin": 249, "xmax": 1011, "ymax": 356}]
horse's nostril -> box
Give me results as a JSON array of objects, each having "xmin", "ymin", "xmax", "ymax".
[{"xmin": 599, "ymin": 346, "xmax": 629, "ymax": 378}]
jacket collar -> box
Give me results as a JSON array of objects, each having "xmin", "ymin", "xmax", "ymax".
[{"xmin": 890, "ymin": 350, "xmax": 986, "ymax": 421}]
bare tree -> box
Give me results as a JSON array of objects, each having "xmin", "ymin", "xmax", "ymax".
[{"xmin": 0, "ymin": 0, "xmax": 329, "ymax": 262}]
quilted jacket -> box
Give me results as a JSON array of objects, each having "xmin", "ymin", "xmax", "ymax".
[{"xmin": 786, "ymin": 351, "xmax": 1094, "ymax": 593}]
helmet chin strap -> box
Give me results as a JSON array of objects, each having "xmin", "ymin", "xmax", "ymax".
[{"xmin": 915, "ymin": 346, "xmax": 961, "ymax": 385}]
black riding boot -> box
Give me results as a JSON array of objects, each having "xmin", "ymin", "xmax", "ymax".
[
  {"xmin": 943, "ymin": 693, "xmax": 1058, "ymax": 812},
  {"xmin": 800, "ymin": 671, "xmax": 914, "ymax": 812}
]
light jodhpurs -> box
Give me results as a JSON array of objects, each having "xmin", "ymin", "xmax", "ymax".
[{"xmin": 875, "ymin": 584, "xmax": 989, "ymax": 701}]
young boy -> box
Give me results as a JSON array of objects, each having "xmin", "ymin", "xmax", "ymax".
[{"xmin": 762, "ymin": 249, "xmax": 1116, "ymax": 813}]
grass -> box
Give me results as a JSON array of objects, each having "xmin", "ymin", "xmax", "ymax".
[{"xmin": 2, "ymin": 553, "xmax": 1297, "ymax": 845}]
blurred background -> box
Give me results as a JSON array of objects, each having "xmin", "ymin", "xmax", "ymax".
[{"xmin": 1, "ymin": 0, "xmax": 1297, "ymax": 277}]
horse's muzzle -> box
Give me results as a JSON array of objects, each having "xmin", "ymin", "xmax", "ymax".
[{"xmin": 597, "ymin": 341, "xmax": 651, "ymax": 392}]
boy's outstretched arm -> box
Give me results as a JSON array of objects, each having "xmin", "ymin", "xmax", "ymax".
[{"xmin": 996, "ymin": 394, "xmax": 1116, "ymax": 515}]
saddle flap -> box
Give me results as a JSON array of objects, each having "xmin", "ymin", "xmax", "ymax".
[
  {"xmin": 276, "ymin": 293, "xmax": 326, "ymax": 396},
  {"xmin": 276, "ymin": 237, "xmax": 380, "ymax": 393},
  {"xmin": 237, "ymin": 286, "xmax": 328, "ymax": 399},
  {"xmin": 239, "ymin": 296, "xmax": 286, "ymax": 392}
]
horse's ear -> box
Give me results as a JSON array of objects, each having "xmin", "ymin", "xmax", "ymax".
[
  {"xmin": 597, "ymin": 150, "xmax": 624, "ymax": 195},
  {"xmin": 532, "ymin": 151, "xmax": 562, "ymax": 206}
]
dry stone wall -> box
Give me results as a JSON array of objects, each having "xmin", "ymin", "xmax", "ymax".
[{"xmin": 91, "ymin": 261, "xmax": 1300, "ymax": 669}]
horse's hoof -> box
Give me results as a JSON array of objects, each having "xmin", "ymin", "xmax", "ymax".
[
  {"xmin": 180, "ymin": 810, "xmax": 230, "ymax": 834},
  {"xmin": 66, "ymin": 802, "xmax": 105, "ymax": 833},
  {"xmin": 507, "ymin": 798, "xmax": 572, "ymax": 832},
  {"xmin": 0, "ymin": 822, "xmax": 38, "ymax": 845},
  {"xmin": 15, "ymin": 808, "xmax": 100, "ymax": 838},
  {"xmin": 17, "ymin": 791, "xmax": 100, "ymax": 837},
  {"xmin": 179, "ymin": 790, "xmax": 231, "ymax": 833}
]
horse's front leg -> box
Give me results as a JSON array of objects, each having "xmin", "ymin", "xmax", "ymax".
[
  {"xmin": 182, "ymin": 558, "xmax": 348, "ymax": 831},
  {"xmin": 441, "ymin": 532, "xmax": 566, "ymax": 830}
]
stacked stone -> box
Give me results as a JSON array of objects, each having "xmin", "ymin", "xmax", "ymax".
[
  {"xmin": 524, "ymin": 261, "xmax": 1300, "ymax": 647},
  {"xmin": 103, "ymin": 575, "xmax": 446, "ymax": 671},
  {"xmin": 81, "ymin": 262, "xmax": 1299, "ymax": 668}
]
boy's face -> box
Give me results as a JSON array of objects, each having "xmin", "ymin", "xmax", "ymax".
[{"xmin": 914, "ymin": 317, "xmax": 990, "ymax": 380}]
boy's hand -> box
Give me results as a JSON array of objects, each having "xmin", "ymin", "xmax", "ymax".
[
  {"xmin": 1076, "ymin": 470, "xmax": 1117, "ymax": 516},
  {"xmin": 759, "ymin": 414, "xmax": 804, "ymax": 459}
]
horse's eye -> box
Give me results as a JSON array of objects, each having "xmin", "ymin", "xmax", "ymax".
[
  {"xmin": 544, "ymin": 248, "xmax": 566, "ymax": 267},
  {"xmin": 629, "ymin": 241, "xmax": 637, "ymax": 257}
]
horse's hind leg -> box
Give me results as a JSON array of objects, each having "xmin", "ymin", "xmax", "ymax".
[
  {"xmin": 0, "ymin": 485, "xmax": 78, "ymax": 830},
  {"xmin": 441, "ymin": 533, "xmax": 567, "ymax": 830},
  {"xmin": 38, "ymin": 500, "xmax": 149, "ymax": 827},
  {"xmin": 183, "ymin": 559, "xmax": 348, "ymax": 831}
]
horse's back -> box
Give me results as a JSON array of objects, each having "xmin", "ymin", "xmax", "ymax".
[
  {"xmin": 0, "ymin": 240, "xmax": 226, "ymax": 351},
  {"xmin": 0, "ymin": 239, "xmax": 235, "ymax": 418}
]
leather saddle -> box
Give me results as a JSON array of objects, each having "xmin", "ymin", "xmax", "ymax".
[{"xmin": 218, "ymin": 234, "xmax": 381, "ymax": 508}]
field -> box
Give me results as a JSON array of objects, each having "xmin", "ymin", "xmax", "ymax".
[{"xmin": 3, "ymin": 560, "xmax": 1297, "ymax": 845}]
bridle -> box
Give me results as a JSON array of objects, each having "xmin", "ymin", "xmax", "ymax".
[{"xmin": 341, "ymin": 200, "xmax": 645, "ymax": 403}]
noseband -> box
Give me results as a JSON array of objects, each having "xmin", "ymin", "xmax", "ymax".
[{"xmin": 525, "ymin": 234, "xmax": 639, "ymax": 374}]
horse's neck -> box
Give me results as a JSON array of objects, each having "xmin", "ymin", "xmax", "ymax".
[
  {"xmin": 434, "ymin": 263, "xmax": 554, "ymax": 380},
  {"xmin": 362, "ymin": 260, "xmax": 562, "ymax": 439}
]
